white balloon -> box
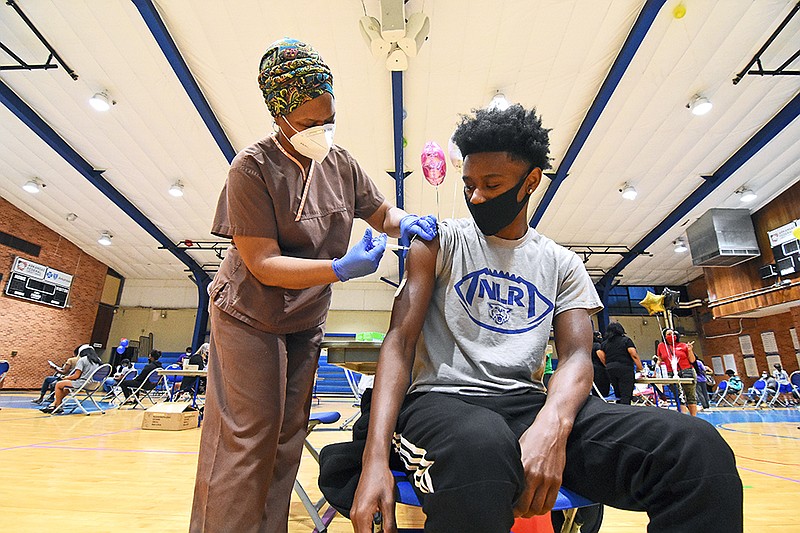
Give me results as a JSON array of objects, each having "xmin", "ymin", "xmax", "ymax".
[{"xmin": 448, "ymin": 137, "xmax": 463, "ymax": 170}]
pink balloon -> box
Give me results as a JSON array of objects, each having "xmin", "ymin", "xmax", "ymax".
[{"xmin": 421, "ymin": 141, "xmax": 447, "ymax": 186}]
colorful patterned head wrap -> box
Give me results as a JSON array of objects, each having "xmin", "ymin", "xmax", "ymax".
[{"xmin": 258, "ymin": 38, "xmax": 334, "ymax": 118}]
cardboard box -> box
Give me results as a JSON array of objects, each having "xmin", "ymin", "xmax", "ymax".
[{"xmin": 142, "ymin": 401, "xmax": 199, "ymax": 431}]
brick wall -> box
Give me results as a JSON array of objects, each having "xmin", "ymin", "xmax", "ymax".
[{"xmin": 0, "ymin": 197, "xmax": 108, "ymax": 389}]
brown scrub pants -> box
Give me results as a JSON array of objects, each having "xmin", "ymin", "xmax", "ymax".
[{"xmin": 191, "ymin": 304, "xmax": 324, "ymax": 533}]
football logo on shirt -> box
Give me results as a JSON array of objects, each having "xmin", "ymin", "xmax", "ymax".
[{"xmin": 454, "ymin": 268, "xmax": 554, "ymax": 334}]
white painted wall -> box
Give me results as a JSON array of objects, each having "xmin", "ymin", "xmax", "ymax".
[
  {"xmin": 120, "ymin": 278, "xmax": 199, "ymax": 308},
  {"xmin": 106, "ymin": 307, "xmax": 197, "ymax": 360}
]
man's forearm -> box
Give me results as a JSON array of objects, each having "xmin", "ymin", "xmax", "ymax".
[
  {"xmin": 362, "ymin": 333, "xmax": 414, "ymax": 465},
  {"xmin": 536, "ymin": 355, "xmax": 592, "ymax": 433}
]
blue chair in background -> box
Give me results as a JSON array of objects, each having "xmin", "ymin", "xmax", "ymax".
[
  {"xmin": 743, "ymin": 379, "xmax": 767, "ymax": 407},
  {"xmin": 0, "ymin": 360, "xmax": 9, "ymax": 389}
]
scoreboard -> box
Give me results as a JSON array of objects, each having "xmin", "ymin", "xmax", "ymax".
[
  {"xmin": 4, "ymin": 257, "xmax": 73, "ymax": 308},
  {"xmin": 767, "ymin": 220, "xmax": 800, "ymax": 278}
]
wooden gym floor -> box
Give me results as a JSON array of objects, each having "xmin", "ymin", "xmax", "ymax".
[{"xmin": 0, "ymin": 394, "xmax": 798, "ymax": 532}]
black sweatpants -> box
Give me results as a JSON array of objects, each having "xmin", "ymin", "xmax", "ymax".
[
  {"xmin": 605, "ymin": 365, "xmax": 635, "ymax": 404},
  {"xmin": 394, "ymin": 391, "xmax": 742, "ymax": 533}
]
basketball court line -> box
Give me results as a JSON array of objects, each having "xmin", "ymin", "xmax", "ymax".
[
  {"xmin": 718, "ymin": 423, "xmax": 800, "ymax": 440},
  {"xmin": 0, "ymin": 427, "xmax": 139, "ymax": 452},
  {"xmin": 736, "ymin": 466, "xmax": 800, "ymax": 484},
  {"xmin": 29, "ymin": 444, "xmax": 198, "ymax": 455}
]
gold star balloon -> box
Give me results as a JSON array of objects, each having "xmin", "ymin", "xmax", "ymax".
[{"xmin": 639, "ymin": 291, "xmax": 666, "ymax": 315}]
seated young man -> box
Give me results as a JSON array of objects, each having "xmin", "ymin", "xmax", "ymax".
[{"xmin": 347, "ymin": 105, "xmax": 743, "ymax": 532}]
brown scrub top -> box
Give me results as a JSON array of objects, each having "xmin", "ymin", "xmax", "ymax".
[{"xmin": 210, "ymin": 135, "xmax": 385, "ymax": 334}]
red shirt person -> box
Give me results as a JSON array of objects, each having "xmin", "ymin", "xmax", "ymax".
[{"xmin": 656, "ymin": 329, "xmax": 699, "ymax": 416}]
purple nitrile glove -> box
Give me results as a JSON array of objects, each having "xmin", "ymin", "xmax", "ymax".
[
  {"xmin": 399, "ymin": 214, "xmax": 438, "ymax": 242},
  {"xmin": 332, "ymin": 228, "xmax": 388, "ymax": 282}
]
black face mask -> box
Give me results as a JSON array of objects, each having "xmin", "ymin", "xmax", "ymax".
[{"xmin": 466, "ymin": 168, "xmax": 532, "ymax": 235}]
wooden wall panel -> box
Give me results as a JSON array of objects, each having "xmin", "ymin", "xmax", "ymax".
[{"xmin": 704, "ymin": 180, "xmax": 800, "ymax": 317}]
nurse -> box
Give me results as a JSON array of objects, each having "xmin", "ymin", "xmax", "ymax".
[{"xmin": 191, "ymin": 38, "xmax": 437, "ymax": 532}]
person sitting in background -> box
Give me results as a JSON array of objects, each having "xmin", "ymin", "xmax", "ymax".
[
  {"xmin": 725, "ymin": 369, "xmax": 743, "ymax": 390},
  {"xmin": 39, "ymin": 345, "xmax": 102, "ymax": 414},
  {"xmin": 175, "ymin": 344, "xmax": 208, "ymax": 398},
  {"xmin": 103, "ymin": 358, "xmax": 132, "ymax": 393},
  {"xmin": 32, "ymin": 346, "xmax": 80, "ymax": 404},
  {"xmin": 178, "ymin": 346, "xmax": 192, "ymax": 365},
  {"xmin": 723, "ymin": 369, "xmax": 744, "ymax": 403},
  {"xmin": 771, "ymin": 363, "xmax": 796, "ymax": 405},
  {"xmin": 120, "ymin": 350, "xmax": 162, "ymax": 402},
  {"xmin": 744, "ymin": 371, "xmax": 770, "ymax": 404}
]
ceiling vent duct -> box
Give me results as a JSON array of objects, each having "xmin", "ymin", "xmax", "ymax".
[{"xmin": 685, "ymin": 208, "xmax": 760, "ymax": 267}]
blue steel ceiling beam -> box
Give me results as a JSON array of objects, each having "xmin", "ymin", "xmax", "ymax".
[
  {"xmin": 597, "ymin": 91, "xmax": 800, "ymax": 296},
  {"xmin": 132, "ymin": 0, "xmax": 236, "ymax": 164},
  {"xmin": 0, "ymin": 79, "xmax": 212, "ymax": 349},
  {"xmin": 390, "ymin": 70, "xmax": 407, "ymax": 282},
  {"xmin": 530, "ymin": 0, "xmax": 666, "ymax": 227}
]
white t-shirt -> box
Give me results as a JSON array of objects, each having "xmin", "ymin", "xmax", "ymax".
[
  {"xmin": 410, "ymin": 219, "xmax": 603, "ymax": 396},
  {"xmin": 773, "ymin": 369, "xmax": 789, "ymax": 384},
  {"xmin": 72, "ymin": 356, "xmax": 100, "ymax": 388}
]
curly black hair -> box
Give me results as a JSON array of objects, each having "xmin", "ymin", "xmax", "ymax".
[{"xmin": 452, "ymin": 104, "xmax": 551, "ymax": 170}]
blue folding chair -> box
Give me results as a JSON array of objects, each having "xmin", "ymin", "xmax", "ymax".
[
  {"xmin": 744, "ymin": 379, "xmax": 767, "ymax": 407},
  {"xmin": 770, "ymin": 382, "xmax": 794, "ymax": 408},
  {"xmin": 390, "ymin": 469, "xmax": 597, "ymax": 533},
  {"xmin": 790, "ymin": 371, "xmax": 800, "ymax": 403},
  {"xmin": 0, "ymin": 360, "xmax": 9, "ymax": 389}
]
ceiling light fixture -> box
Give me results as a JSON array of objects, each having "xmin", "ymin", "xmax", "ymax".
[
  {"xmin": 620, "ymin": 183, "xmax": 638, "ymax": 200},
  {"xmin": 168, "ymin": 180, "xmax": 185, "ymax": 197},
  {"xmin": 65, "ymin": 212, "xmax": 78, "ymax": 222},
  {"xmin": 674, "ymin": 238, "xmax": 688, "ymax": 253},
  {"xmin": 98, "ymin": 231, "xmax": 113, "ymax": 246},
  {"xmin": 22, "ymin": 178, "xmax": 43, "ymax": 194},
  {"xmin": 89, "ymin": 91, "xmax": 114, "ymax": 112},
  {"xmin": 358, "ymin": 0, "xmax": 429, "ymax": 71},
  {"xmin": 488, "ymin": 92, "xmax": 511, "ymax": 111},
  {"xmin": 736, "ymin": 186, "xmax": 757, "ymax": 203},
  {"xmin": 687, "ymin": 95, "xmax": 712, "ymax": 116}
]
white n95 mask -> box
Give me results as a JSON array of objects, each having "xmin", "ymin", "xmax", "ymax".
[{"xmin": 282, "ymin": 117, "xmax": 335, "ymax": 163}]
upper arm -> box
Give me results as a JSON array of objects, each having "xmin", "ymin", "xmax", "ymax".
[
  {"xmin": 384, "ymin": 236, "xmax": 439, "ymax": 348},
  {"xmin": 552, "ymin": 309, "xmax": 593, "ymax": 365},
  {"xmin": 364, "ymin": 200, "xmax": 392, "ymax": 233},
  {"xmin": 214, "ymin": 161, "xmax": 279, "ymax": 239},
  {"xmin": 233, "ymin": 235, "xmax": 282, "ymax": 274}
]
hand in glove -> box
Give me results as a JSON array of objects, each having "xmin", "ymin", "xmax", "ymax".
[
  {"xmin": 332, "ymin": 229, "xmax": 388, "ymax": 282},
  {"xmin": 399, "ymin": 214, "xmax": 438, "ymax": 243}
]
